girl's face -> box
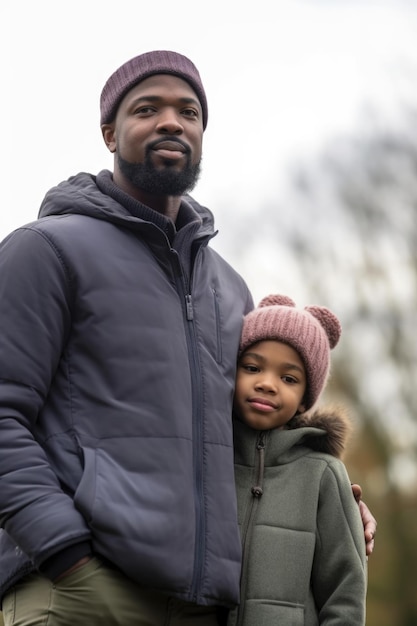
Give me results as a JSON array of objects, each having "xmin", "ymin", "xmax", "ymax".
[{"xmin": 234, "ymin": 340, "xmax": 307, "ymax": 431}]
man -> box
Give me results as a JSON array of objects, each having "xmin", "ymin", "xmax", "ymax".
[{"xmin": 0, "ymin": 51, "xmax": 376, "ymax": 626}]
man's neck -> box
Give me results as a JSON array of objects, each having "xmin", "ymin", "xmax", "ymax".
[{"xmin": 112, "ymin": 172, "xmax": 181, "ymax": 222}]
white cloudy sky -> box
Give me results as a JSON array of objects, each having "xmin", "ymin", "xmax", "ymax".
[{"xmin": 2, "ymin": 0, "xmax": 417, "ymax": 251}]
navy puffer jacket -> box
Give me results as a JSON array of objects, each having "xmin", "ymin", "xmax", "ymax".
[{"xmin": 0, "ymin": 171, "xmax": 253, "ymax": 606}]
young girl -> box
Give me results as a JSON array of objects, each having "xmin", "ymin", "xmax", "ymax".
[{"xmin": 228, "ymin": 294, "xmax": 367, "ymax": 626}]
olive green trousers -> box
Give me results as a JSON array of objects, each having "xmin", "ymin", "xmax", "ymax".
[{"xmin": 2, "ymin": 557, "xmax": 223, "ymax": 625}]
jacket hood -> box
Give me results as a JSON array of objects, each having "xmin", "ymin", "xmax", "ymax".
[
  {"xmin": 37, "ymin": 171, "xmax": 216, "ymax": 236},
  {"xmin": 286, "ymin": 405, "xmax": 352, "ymax": 459},
  {"xmin": 234, "ymin": 405, "xmax": 353, "ymax": 467}
]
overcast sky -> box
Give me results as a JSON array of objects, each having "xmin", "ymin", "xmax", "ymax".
[{"xmin": 3, "ymin": 0, "xmax": 417, "ymax": 259}]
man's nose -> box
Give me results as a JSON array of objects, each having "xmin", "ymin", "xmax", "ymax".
[{"xmin": 156, "ymin": 109, "xmax": 184, "ymax": 134}]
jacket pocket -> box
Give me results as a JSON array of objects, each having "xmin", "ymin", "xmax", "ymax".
[
  {"xmin": 239, "ymin": 600, "xmax": 306, "ymax": 626},
  {"xmin": 72, "ymin": 442, "xmax": 195, "ymax": 591},
  {"xmin": 212, "ymin": 288, "xmax": 222, "ymax": 363}
]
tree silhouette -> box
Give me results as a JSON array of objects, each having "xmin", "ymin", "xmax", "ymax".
[
  {"xmin": 263, "ymin": 111, "xmax": 417, "ymax": 625},
  {"xmin": 215, "ymin": 107, "xmax": 417, "ymax": 625}
]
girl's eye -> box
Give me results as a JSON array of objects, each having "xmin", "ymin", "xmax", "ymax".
[
  {"xmin": 282, "ymin": 375, "xmax": 297, "ymax": 384},
  {"xmin": 243, "ymin": 364, "xmax": 260, "ymax": 373}
]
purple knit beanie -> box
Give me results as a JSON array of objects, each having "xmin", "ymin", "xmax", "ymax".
[
  {"xmin": 100, "ymin": 50, "xmax": 208, "ymax": 129},
  {"xmin": 239, "ymin": 294, "xmax": 342, "ymax": 411}
]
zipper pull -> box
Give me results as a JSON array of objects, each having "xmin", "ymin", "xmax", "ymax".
[
  {"xmin": 251, "ymin": 433, "xmax": 265, "ymax": 498},
  {"xmin": 185, "ymin": 294, "xmax": 194, "ymax": 320},
  {"xmin": 257, "ymin": 432, "xmax": 266, "ymax": 450}
]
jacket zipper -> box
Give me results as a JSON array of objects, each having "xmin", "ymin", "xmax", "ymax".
[
  {"xmin": 236, "ymin": 432, "xmax": 266, "ymax": 625},
  {"xmin": 172, "ymin": 244, "xmax": 207, "ymax": 603}
]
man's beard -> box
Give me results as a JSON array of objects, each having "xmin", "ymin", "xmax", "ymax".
[{"xmin": 117, "ymin": 148, "xmax": 201, "ymax": 196}]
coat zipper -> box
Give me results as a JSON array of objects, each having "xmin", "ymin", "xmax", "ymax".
[
  {"xmin": 236, "ymin": 432, "xmax": 266, "ymax": 625},
  {"xmin": 171, "ymin": 244, "xmax": 207, "ymax": 603}
]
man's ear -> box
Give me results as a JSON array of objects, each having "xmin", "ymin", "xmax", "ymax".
[{"xmin": 101, "ymin": 124, "xmax": 116, "ymax": 153}]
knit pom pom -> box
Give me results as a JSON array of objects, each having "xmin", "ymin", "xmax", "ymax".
[
  {"xmin": 258, "ymin": 294, "xmax": 295, "ymax": 309},
  {"xmin": 305, "ymin": 306, "xmax": 342, "ymax": 349}
]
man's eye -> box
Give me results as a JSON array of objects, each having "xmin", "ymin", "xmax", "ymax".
[
  {"xmin": 182, "ymin": 108, "xmax": 198, "ymax": 118},
  {"xmin": 134, "ymin": 106, "xmax": 155, "ymax": 115}
]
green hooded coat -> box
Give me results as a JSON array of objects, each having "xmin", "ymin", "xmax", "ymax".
[{"xmin": 229, "ymin": 408, "xmax": 367, "ymax": 626}]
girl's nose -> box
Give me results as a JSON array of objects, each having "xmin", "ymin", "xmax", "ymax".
[{"xmin": 255, "ymin": 376, "xmax": 278, "ymax": 393}]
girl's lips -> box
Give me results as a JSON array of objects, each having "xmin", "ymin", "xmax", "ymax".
[{"xmin": 248, "ymin": 397, "xmax": 277, "ymax": 412}]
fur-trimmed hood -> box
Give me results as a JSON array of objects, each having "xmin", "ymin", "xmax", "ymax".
[
  {"xmin": 233, "ymin": 405, "xmax": 353, "ymax": 467},
  {"xmin": 286, "ymin": 405, "xmax": 352, "ymax": 459}
]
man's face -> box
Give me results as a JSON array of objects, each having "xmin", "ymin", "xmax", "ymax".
[{"xmin": 101, "ymin": 74, "xmax": 204, "ymax": 197}]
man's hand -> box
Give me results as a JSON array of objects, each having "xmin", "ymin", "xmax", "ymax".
[{"xmin": 351, "ymin": 483, "xmax": 377, "ymax": 556}]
